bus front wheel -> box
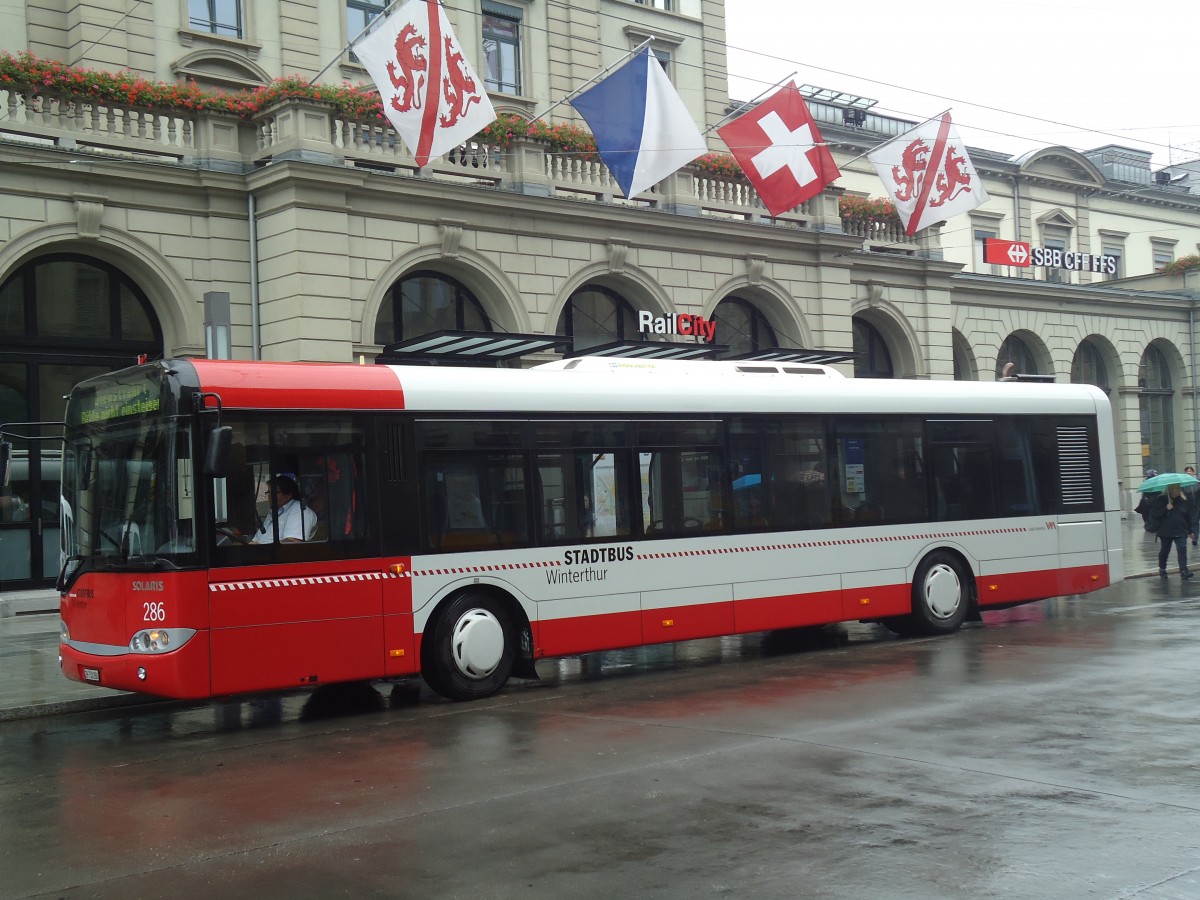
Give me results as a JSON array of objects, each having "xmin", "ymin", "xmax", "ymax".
[
  {"xmin": 909, "ymin": 550, "xmax": 971, "ymax": 636},
  {"xmin": 422, "ymin": 591, "xmax": 515, "ymax": 701}
]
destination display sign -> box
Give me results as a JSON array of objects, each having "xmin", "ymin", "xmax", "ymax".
[{"xmin": 77, "ymin": 379, "xmax": 162, "ymax": 424}]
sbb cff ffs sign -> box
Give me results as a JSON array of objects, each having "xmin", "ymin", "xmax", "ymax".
[{"xmin": 983, "ymin": 238, "xmax": 1117, "ymax": 275}]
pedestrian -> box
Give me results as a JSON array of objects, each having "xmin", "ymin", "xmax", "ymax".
[
  {"xmin": 1185, "ymin": 465, "xmax": 1200, "ymax": 547},
  {"xmin": 1150, "ymin": 482, "xmax": 1195, "ymax": 578},
  {"xmin": 1135, "ymin": 467, "xmax": 1160, "ymax": 535}
]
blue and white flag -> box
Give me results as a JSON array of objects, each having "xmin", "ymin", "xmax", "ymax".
[{"xmin": 569, "ymin": 48, "xmax": 707, "ymax": 199}]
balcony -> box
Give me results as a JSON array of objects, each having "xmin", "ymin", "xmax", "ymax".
[{"xmin": 0, "ymin": 82, "xmax": 927, "ymax": 252}]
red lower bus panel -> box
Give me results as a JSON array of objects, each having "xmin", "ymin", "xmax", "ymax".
[
  {"xmin": 734, "ymin": 589, "xmax": 842, "ymax": 633},
  {"xmin": 841, "ymin": 582, "xmax": 910, "ymax": 620},
  {"xmin": 535, "ymin": 610, "xmax": 642, "ymax": 658},
  {"xmin": 641, "ymin": 600, "xmax": 735, "ymax": 645},
  {"xmin": 210, "ymin": 617, "xmax": 383, "ymax": 695},
  {"xmin": 975, "ymin": 565, "xmax": 1110, "ymax": 608},
  {"xmin": 1058, "ymin": 564, "xmax": 1110, "ymax": 596},
  {"xmin": 60, "ymin": 631, "xmax": 213, "ymax": 699},
  {"xmin": 383, "ymin": 613, "xmax": 418, "ymax": 676}
]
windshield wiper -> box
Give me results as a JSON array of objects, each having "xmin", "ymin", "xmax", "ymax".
[
  {"xmin": 57, "ymin": 556, "xmax": 86, "ymax": 594},
  {"xmin": 97, "ymin": 528, "xmax": 124, "ymax": 553},
  {"xmin": 121, "ymin": 557, "xmax": 182, "ymax": 572}
]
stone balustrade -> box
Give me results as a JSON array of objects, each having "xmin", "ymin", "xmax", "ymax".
[
  {"xmin": 0, "ymin": 84, "xmax": 936, "ymax": 249},
  {"xmin": 1, "ymin": 87, "xmax": 196, "ymax": 158}
]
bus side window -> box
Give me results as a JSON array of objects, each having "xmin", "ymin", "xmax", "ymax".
[
  {"xmin": 211, "ymin": 418, "xmax": 370, "ymax": 561},
  {"xmin": 997, "ymin": 430, "xmax": 1036, "ymax": 515},
  {"xmin": 422, "ymin": 453, "xmax": 527, "ymax": 552},
  {"xmin": 639, "ymin": 447, "xmax": 725, "ymax": 537},
  {"xmin": 299, "ymin": 452, "xmax": 365, "ymax": 542},
  {"xmin": 537, "ymin": 449, "xmax": 631, "ymax": 543},
  {"xmin": 930, "ymin": 447, "xmax": 961, "ymax": 520}
]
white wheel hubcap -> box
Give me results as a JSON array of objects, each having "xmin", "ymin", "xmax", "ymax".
[
  {"xmin": 451, "ymin": 609, "xmax": 505, "ymax": 679},
  {"xmin": 923, "ymin": 564, "xmax": 962, "ymax": 620}
]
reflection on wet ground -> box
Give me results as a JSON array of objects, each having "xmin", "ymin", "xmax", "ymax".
[
  {"xmin": 5, "ymin": 575, "xmax": 1200, "ymax": 899},
  {"xmin": 1, "ymin": 577, "xmax": 1181, "ymax": 747}
]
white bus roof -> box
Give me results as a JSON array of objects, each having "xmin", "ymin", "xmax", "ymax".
[
  {"xmin": 533, "ymin": 358, "xmax": 846, "ymax": 378},
  {"xmin": 384, "ymin": 358, "xmax": 1110, "ymax": 418}
]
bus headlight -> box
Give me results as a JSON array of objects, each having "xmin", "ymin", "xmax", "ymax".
[
  {"xmin": 128, "ymin": 627, "xmax": 197, "ymax": 654},
  {"xmin": 60, "ymin": 620, "xmax": 70, "ymax": 643}
]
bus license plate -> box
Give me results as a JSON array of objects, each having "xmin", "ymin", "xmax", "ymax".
[{"xmin": 82, "ymin": 667, "xmax": 100, "ymax": 683}]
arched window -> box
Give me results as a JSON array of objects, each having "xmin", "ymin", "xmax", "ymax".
[
  {"xmin": 374, "ymin": 271, "xmax": 491, "ymax": 345},
  {"xmin": 996, "ymin": 334, "xmax": 1038, "ymax": 379},
  {"xmin": 1, "ymin": 254, "xmax": 161, "ymax": 588},
  {"xmin": 1071, "ymin": 340, "xmax": 1110, "ymax": 391},
  {"xmin": 853, "ymin": 318, "xmax": 893, "ymax": 379},
  {"xmin": 713, "ymin": 297, "xmax": 777, "ymax": 358},
  {"xmin": 556, "ymin": 285, "xmax": 639, "ymax": 352},
  {"xmin": 952, "ymin": 330, "xmax": 976, "ymax": 381},
  {"xmin": 1139, "ymin": 344, "xmax": 1175, "ymax": 474}
]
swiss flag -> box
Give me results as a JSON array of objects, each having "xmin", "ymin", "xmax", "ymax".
[{"xmin": 717, "ymin": 83, "xmax": 840, "ymax": 217}]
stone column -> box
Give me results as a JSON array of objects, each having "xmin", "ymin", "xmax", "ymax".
[
  {"xmin": 192, "ymin": 111, "xmax": 246, "ymax": 171},
  {"xmin": 659, "ymin": 170, "xmax": 699, "ymax": 217},
  {"xmin": 812, "ymin": 185, "xmax": 845, "ymax": 233},
  {"xmin": 504, "ymin": 137, "xmax": 551, "ymax": 197},
  {"xmin": 252, "ymin": 98, "xmax": 336, "ymax": 164}
]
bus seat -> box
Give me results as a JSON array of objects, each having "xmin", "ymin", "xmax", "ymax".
[{"xmin": 855, "ymin": 500, "xmax": 884, "ymax": 524}]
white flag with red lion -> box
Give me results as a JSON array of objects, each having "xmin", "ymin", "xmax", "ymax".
[
  {"xmin": 353, "ymin": 0, "xmax": 496, "ymax": 166},
  {"xmin": 867, "ymin": 112, "xmax": 988, "ymax": 236}
]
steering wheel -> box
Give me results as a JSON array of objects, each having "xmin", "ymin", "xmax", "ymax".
[{"xmin": 215, "ymin": 525, "xmax": 244, "ymax": 546}]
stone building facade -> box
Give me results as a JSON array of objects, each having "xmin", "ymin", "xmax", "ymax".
[{"xmin": 1, "ymin": 0, "xmax": 1199, "ymax": 586}]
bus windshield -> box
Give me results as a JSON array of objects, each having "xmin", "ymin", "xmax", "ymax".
[{"xmin": 61, "ymin": 418, "xmax": 197, "ymax": 583}]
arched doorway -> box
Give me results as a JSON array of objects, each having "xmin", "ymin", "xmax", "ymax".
[
  {"xmin": 853, "ymin": 318, "xmax": 893, "ymax": 378},
  {"xmin": 996, "ymin": 333, "xmax": 1040, "ymax": 379},
  {"xmin": 555, "ymin": 284, "xmax": 640, "ymax": 353},
  {"xmin": 1139, "ymin": 344, "xmax": 1175, "ymax": 474},
  {"xmin": 374, "ymin": 270, "xmax": 492, "ymax": 346},
  {"xmin": 952, "ymin": 329, "xmax": 977, "ymax": 381},
  {"xmin": 1071, "ymin": 339, "xmax": 1111, "ymax": 392},
  {"xmin": 712, "ymin": 296, "xmax": 778, "ymax": 358},
  {"xmin": 0, "ymin": 254, "xmax": 162, "ymax": 587}
]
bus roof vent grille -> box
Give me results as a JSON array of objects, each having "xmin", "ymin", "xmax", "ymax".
[{"xmin": 1057, "ymin": 426, "xmax": 1094, "ymax": 505}]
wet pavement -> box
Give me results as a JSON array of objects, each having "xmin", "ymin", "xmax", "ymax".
[
  {"xmin": 3, "ymin": 570, "xmax": 1200, "ymax": 897},
  {"xmin": 0, "ymin": 514, "xmax": 1172, "ymax": 721}
]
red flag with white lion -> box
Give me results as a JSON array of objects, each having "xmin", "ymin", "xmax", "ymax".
[
  {"xmin": 352, "ymin": 0, "xmax": 496, "ymax": 166},
  {"xmin": 867, "ymin": 112, "xmax": 988, "ymax": 236}
]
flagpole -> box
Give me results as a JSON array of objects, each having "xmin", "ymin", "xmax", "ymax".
[
  {"xmin": 703, "ymin": 71, "xmax": 797, "ymax": 136},
  {"xmin": 528, "ymin": 37, "xmax": 656, "ymax": 124},
  {"xmin": 310, "ymin": 0, "xmax": 405, "ymax": 85},
  {"xmin": 839, "ymin": 108, "xmax": 952, "ymax": 168}
]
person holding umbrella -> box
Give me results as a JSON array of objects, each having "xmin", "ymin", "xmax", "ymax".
[
  {"xmin": 1186, "ymin": 466, "xmax": 1200, "ymax": 547},
  {"xmin": 1146, "ymin": 478, "xmax": 1197, "ymax": 578}
]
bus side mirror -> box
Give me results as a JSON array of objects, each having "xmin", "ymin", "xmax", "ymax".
[
  {"xmin": 0, "ymin": 441, "xmax": 10, "ymax": 487},
  {"xmin": 203, "ymin": 426, "xmax": 233, "ymax": 477}
]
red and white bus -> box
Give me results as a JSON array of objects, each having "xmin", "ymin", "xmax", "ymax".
[{"xmin": 13, "ymin": 356, "xmax": 1122, "ymax": 701}]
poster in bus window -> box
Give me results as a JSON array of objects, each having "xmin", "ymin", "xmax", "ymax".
[
  {"xmin": 843, "ymin": 439, "xmax": 865, "ymax": 494},
  {"xmin": 444, "ymin": 471, "xmax": 488, "ymax": 529}
]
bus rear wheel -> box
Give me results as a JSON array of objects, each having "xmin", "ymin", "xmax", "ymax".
[
  {"xmin": 908, "ymin": 550, "xmax": 971, "ymax": 636},
  {"xmin": 422, "ymin": 591, "xmax": 515, "ymax": 701}
]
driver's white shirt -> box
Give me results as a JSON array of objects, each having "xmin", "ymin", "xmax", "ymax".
[{"xmin": 251, "ymin": 498, "xmax": 315, "ymax": 543}]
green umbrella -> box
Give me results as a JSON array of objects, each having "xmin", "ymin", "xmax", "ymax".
[{"xmin": 1138, "ymin": 472, "xmax": 1199, "ymax": 493}]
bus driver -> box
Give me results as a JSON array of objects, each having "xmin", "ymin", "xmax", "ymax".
[
  {"xmin": 222, "ymin": 474, "xmax": 316, "ymax": 544},
  {"xmin": 253, "ymin": 474, "xmax": 316, "ymax": 543}
]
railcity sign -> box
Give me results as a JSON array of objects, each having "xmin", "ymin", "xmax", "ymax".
[
  {"xmin": 983, "ymin": 238, "xmax": 1118, "ymax": 275},
  {"xmin": 637, "ymin": 311, "xmax": 717, "ymax": 343}
]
